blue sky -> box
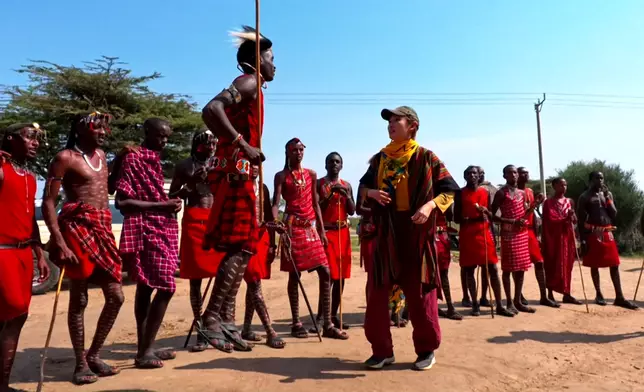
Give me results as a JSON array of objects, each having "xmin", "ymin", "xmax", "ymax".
[{"xmin": 3, "ymin": 0, "xmax": 644, "ymax": 197}]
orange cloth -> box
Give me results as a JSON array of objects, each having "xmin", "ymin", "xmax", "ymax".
[
  {"xmin": 180, "ymin": 207, "xmax": 225, "ymax": 279},
  {"xmin": 0, "ymin": 162, "xmax": 36, "ymax": 321}
]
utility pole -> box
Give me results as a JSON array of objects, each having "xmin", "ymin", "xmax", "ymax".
[{"xmin": 534, "ymin": 93, "xmax": 547, "ymax": 196}]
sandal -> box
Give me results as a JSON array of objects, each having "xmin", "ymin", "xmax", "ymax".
[
  {"xmin": 242, "ymin": 330, "xmax": 264, "ymax": 342},
  {"xmin": 322, "ymin": 326, "xmax": 349, "ymax": 340},
  {"xmin": 154, "ymin": 349, "xmax": 176, "ymax": 361},
  {"xmin": 266, "ymin": 334, "xmax": 286, "ymax": 349},
  {"xmin": 72, "ymin": 368, "xmax": 98, "ymax": 385},
  {"xmin": 221, "ymin": 323, "xmax": 254, "ymax": 352},
  {"xmin": 134, "ymin": 354, "xmax": 164, "ymax": 369},
  {"xmin": 87, "ymin": 358, "xmax": 120, "ymax": 377},
  {"xmin": 196, "ymin": 326, "xmax": 234, "ymax": 353},
  {"xmin": 190, "ymin": 334, "xmax": 208, "ymax": 352},
  {"xmin": 332, "ymin": 316, "xmax": 350, "ymax": 330},
  {"xmin": 291, "ymin": 323, "xmax": 309, "ymax": 338}
]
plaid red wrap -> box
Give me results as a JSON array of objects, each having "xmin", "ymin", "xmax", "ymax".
[
  {"xmin": 280, "ymin": 169, "xmax": 328, "ymax": 273},
  {"xmin": 57, "ymin": 202, "xmax": 122, "ymax": 282},
  {"xmin": 203, "ymin": 75, "xmax": 263, "ymax": 254},
  {"xmin": 115, "ymin": 147, "xmax": 179, "ymax": 292},
  {"xmin": 499, "ymin": 187, "xmax": 531, "ymax": 272}
]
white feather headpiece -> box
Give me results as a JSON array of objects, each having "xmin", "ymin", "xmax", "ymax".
[{"xmin": 229, "ymin": 25, "xmax": 267, "ymax": 48}]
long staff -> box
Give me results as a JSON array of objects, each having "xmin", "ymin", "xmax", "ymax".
[
  {"xmin": 483, "ymin": 219, "xmax": 495, "ymax": 318},
  {"xmin": 571, "ymin": 223, "xmax": 590, "ymax": 313},
  {"xmin": 255, "ymin": 0, "xmax": 264, "ymax": 223},
  {"xmin": 634, "ymin": 258, "xmax": 644, "ymax": 302},
  {"xmin": 337, "ymin": 201, "xmax": 344, "ymax": 331},
  {"xmin": 282, "ymin": 231, "xmax": 323, "ymax": 342},
  {"xmin": 183, "ymin": 277, "xmax": 214, "ymax": 349},
  {"xmin": 37, "ymin": 266, "xmax": 66, "ymax": 392}
]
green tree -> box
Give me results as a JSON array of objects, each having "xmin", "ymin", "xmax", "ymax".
[
  {"xmin": 0, "ymin": 56, "xmax": 202, "ymax": 178},
  {"xmin": 555, "ymin": 160, "xmax": 644, "ymax": 254}
]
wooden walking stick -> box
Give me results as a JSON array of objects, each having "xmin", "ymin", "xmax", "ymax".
[
  {"xmin": 571, "ymin": 223, "xmax": 590, "ymax": 313},
  {"xmin": 338, "ymin": 199, "xmax": 343, "ymax": 331},
  {"xmin": 634, "ymin": 258, "xmax": 644, "ymax": 302},
  {"xmin": 183, "ymin": 277, "xmax": 214, "ymax": 349},
  {"xmin": 255, "ymin": 0, "xmax": 265, "ymax": 223},
  {"xmin": 483, "ymin": 219, "xmax": 495, "ymax": 319},
  {"xmin": 282, "ymin": 231, "xmax": 323, "ymax": 342},
  {"xmin": 37, "ymin": 266, "xmax": 66, "ymax": 392}
]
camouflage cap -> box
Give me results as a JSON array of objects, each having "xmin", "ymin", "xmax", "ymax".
[{"xmin": 381, "ymin": 106, "xmax": 420, "ymax": 126}]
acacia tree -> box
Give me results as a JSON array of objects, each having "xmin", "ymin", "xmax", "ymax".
[
  {"xmin": 0, "ymin": 56, "xmax": 202, "ymax": 178},
  {"xmin": 555, "ymin": 160, "xmax": 644, "ymax": 254}
]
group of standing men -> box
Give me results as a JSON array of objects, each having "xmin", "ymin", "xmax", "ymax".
[
  {"xmin": 0, "ymin": 27, "xmax": 354, "ymax": 391},
  {"xmin": 0, "ymin": 25, "xmax": 640, "ymax": 392}
]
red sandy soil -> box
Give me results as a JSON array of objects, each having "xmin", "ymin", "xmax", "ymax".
[{"xmin": 11, "ymin": 255, "xmax": 644, "ymax": 392}]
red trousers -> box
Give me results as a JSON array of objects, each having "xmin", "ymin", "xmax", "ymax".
[{"xmin": 364, "ymin": 213, "xmax": 441, "ymax": 357}]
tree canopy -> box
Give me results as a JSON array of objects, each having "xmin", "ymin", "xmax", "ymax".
[
  {"xmin": 554, "ymin": 160, "xmax": 644, "ymax": 254},
  {"xmin": 0, "ymin": 56, "xmax": 203, "ymax": 178}
]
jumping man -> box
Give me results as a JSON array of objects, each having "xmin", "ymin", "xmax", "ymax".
[
  {"xmin": 273, "ymin": 138, "xmax": 348, "ymax": 340},
  {"xmin": 0, "ymin": 123, "xmax": 49, "ymax": 392},
  {"xmin": 317, "ymin": 152, "xmax": 355, "ymax": 329},
  {"xmin": 577, "ymin": 171, "xmax": 637, "ymax": 309},
  {"xmin": 115, "ymin": 118, "xmax": 181, "ymax": 368},
  {"xmin": 199, "ymin": 26, "xmax": 276, "ymax": 353},
  {"xmin": 43, "ymin": 113, "xmax": 126, "ymax": 385}
]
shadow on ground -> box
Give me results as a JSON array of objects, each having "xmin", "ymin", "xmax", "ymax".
[
  {"xmin": 488, "ymin": 330, "xmax": 644, "ymax": 344},
  {"xmin": 176, "ymin": 356, "xmax": 367, "ymax": 383},
  {"xmin": 272, "ymin": 312, "xmax": 365, "ymax": 334}
]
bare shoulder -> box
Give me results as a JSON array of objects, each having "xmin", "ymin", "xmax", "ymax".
[
  {"xmin": 174, "ymin": 157, "xmax": 193, "ymax": 173},
  {"xmin": 232, "ymin": 75, "xmax": 258, "ymax": 99},
  {"xmin": 274, "ymin": 170, "xmax": 286, "ymax": 181},
  {"xmin": 307, "ymin": 169, "xmax": 318, "ymax": 180},
  {"xmin": 52, "ymin": 149, "xmax": 76, "ymax": 165}
]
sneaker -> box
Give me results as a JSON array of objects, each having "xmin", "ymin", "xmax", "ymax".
[
  {"xmin": 412, "ymin": 352, "xmax": 436, "ymax": 371},
  {"xmin": 365, "ymin": 355, "xmax": 395, "ymax": 369}
]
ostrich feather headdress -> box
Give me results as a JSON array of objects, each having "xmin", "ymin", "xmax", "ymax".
[{"xmin": 229, "ymin": 25, "xmax": 272, "ymax": 50}]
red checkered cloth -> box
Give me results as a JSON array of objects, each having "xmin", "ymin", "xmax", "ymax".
[
  {"xmin": 204, "ymin": 171, "xmax": 258, "ymax": 254},
  {"xmin": 499, "ymin": 187, "xmax": 531, "ymax": 272},
  {"xmin": 203, "ymin": 78, "xmax": 263, "ymax": 254},
  {"xmin": 115, "ymin": 147, "xmax": 179, "ymax": 292},
  {"xmin": 57, "ymin": 202, "xmax": 122, "ymax": 282},
  {"xmin": 280, "ymin": 169, "xmax": 328, "ymax": 272}
]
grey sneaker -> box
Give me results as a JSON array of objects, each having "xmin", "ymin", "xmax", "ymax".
[
  {"xmin": 365, "ymin": 355, "xmax": 395, "ymax": 369},
  {"xmin": 412, "ymin": 352, "xmax": 436, "ymax": 371}
]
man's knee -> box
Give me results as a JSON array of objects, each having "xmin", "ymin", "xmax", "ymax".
[{"xmin": 108, "ymin": 287, "xmax": 125, "ymax": 307}]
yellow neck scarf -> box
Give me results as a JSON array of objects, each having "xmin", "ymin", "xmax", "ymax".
[{"xmin": 377, "ymin": 138, "xmax": 419, "ymax": 211}]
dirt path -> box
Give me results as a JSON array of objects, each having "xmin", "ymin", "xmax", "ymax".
[{"xmin": 11, "ymin": 256, "xmax": 644, "ymax": 392}]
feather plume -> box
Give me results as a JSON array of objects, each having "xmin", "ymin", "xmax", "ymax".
[{"xmin": 229, "ymin": 25, "xmax": 264, "ymax": 48}]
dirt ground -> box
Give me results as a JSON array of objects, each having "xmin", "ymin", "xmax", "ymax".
[{"xmin": 11, "ymin": 255, "xmax": 644, "ymax": 392}]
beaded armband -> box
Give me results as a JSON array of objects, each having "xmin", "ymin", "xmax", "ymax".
[{"xmin": 226, "ymin": 84, "xmax": 243, "ymax": 104}]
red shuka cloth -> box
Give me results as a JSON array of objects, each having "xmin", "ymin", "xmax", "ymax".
[
  {"xmin": 319, "ymin": 178, "xmax": 352, "ymax": 280},
  {"xmin": 524, "ymin": 188, "xmax": 544, "ymax": 263},
  {"xmin": 58, "ymin": 202, "xmax": 122, "ymax": 282},
  {"xmin": 280, "ymin": 169, "xmax": 328, "ymax": 273},
  {"xmin": 434, "ymin": 211, "xmax": 451, "ymax": 271},
  {"xmin": 180, "ymin": 207, "xmax": 225, "ymax": 279},
  {"xmin": 499, "ymin": 187, "xmax": 531, "ymax": 272},
  {"xmin": 244, "ymin": 227, "xmax": 271, "ymax": 283},
  {"xmin": 583, "ymin": 231, "xmax": 620, "ymax": 268},
  {"xmin": 458, "ymin": 187, "xmax": 498, "ymax": 267},
  {"xmin": 204, "ymin": 75, "xmax": 263, "ymax": 254},
  {"xmin": 0, "ymin": 163, "xmax": 36, "ymax": 321},
  {"xmin": 542, "ymin": 197, "xmax": 576, "ymax": 294}
]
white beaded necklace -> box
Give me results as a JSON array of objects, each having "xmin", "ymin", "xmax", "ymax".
[{"xmin": 74, "ymin": 146, "xmax": 103, "ymax": 172}]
